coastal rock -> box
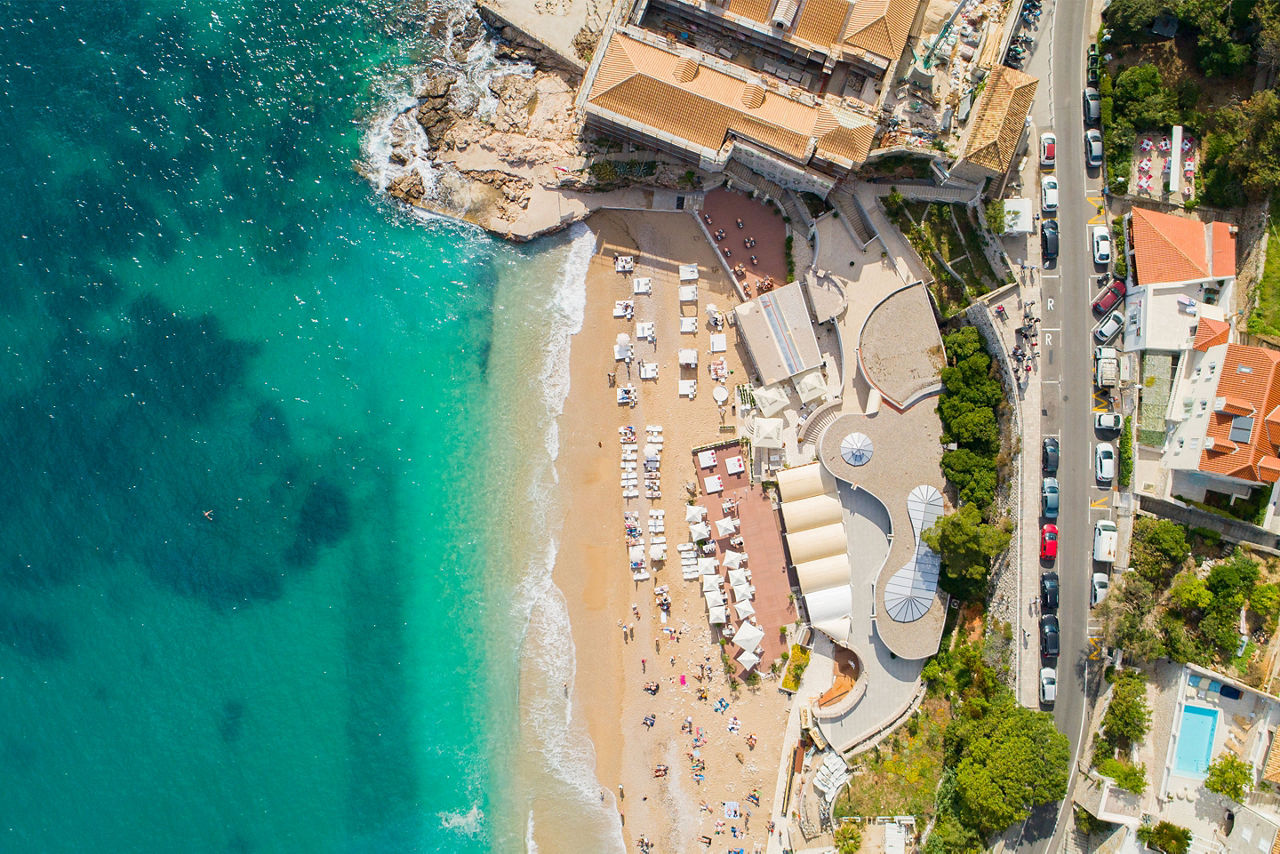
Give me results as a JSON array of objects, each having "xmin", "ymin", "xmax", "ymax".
[
  {"xmin": 414, "ymin": 74, "xmax": 457, "ymax": 101},
  {"xmin": 386, "ymin": 171, "xmax": 425, "ymax": 203}
]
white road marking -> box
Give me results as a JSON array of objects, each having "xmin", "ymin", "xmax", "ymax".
[
  {"xmin": 1044, "ymin": 332, "xmax": 1053, "ymax": 347},
  {"xmin": 1046, "ymin": 297, "xmax": 1055, "ymax": 311}
]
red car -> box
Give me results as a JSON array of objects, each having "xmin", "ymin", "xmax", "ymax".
[
  {"xmin": 1040, "ymin": 524, "xmax": 1059, "ymax": 561},
  {"xmin": 1092, "ymin": 280, "xmax": 1126, "ymax": 314}
]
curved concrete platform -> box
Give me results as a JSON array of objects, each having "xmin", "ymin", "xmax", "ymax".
[{"xmin": 857, "ymin": 283, "xmax": 946, "ymax": 411}]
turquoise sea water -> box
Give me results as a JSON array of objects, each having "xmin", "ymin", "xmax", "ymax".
[{"xmin": 0, "ymin": 2, "xmax": 595, "ymax": 850}]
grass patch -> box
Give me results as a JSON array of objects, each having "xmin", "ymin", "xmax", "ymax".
[
  {"xmin": 832, "ymin": 700, "xmax": 949, "ymax": 820},
  {"xmin": 1248, "ymin": 215, "xmax": 1280, "ymax": 338}
]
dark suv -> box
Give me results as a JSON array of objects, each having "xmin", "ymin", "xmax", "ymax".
[
  {"xmin": 1040, "ymin": 614, "xmax": 1061, "ymax": 658},
  {"xmin": 1042, "ymin": 437, "xmax": 1059, "ymax": 474},
  {"xmin": 1042, "ymin": 220, "xmax": 1059, "ymax": 260},
  {"xmin": 1041, "ymin": 572, "xmax": 1060, "ymax": 610}
]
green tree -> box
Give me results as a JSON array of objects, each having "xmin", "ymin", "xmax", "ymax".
[
  {"xmin": 1130, "ymin": 518, "xmax": 1190, "ymax": 582},
  {"xmin": 947, "ymin": 406, "xmax": 1000, "ymax": 453},
  {"xmin": 1207, "ymin": 550, "xmax": 1260, "ymax": 596},
  {"xmin": 1097, "ymin": 757, "xmax": 1149, "ymax": 794},
  {"xmin": 943, "ymin": 326, "xmax": 987, "ymax": 363},
  {"xmin": 940, "ymin": 449, "xmax": 998, "ymax": 508},
  {"xmin": 1102, "ymin": 671, "xmax": 1152, "ymax": 747},
  {"xmin": 1169, "ymin": 572, "xmax": 1212, "ymax": 612},
  {"xmin": 1105, "ymin": 0, "xmax": 1170, "ymax": 38},
  {"xmin": 1138, "ymin": 821, "xmax": 1192, "ymax": 854},
  {"xmin": 834, "ymin": 822, "xmax": 862, "ymax": 854},
  {"xmin": 923, "ymin": 503, "xmax": 1012, "ymax": 583},
  {"xmin": 947, "ymin": 696, "xmax": 1070, "ymax": 838},
  {"xmin": 1112, "ymin": 66, "xmax": 1180, "ymax": 130},
  {"xmin": 1180, "ymin": 0, "xmax": 1255, "ymax": 77},
  {"xmin": 1204, "ymin": 753, "xmax": 1254, "ymax": 801},
  {"xmin": 1204, "ymin": 89, "xmax": 1280, "ymax": 200},
  {"xmin": 985, "ymin": 198, "xmax": 1008, "ymax": 234},
  {"xmin": 1250, "ymin": 582, "xmax": 1280, "ymax": 625},
  {"xmin": 940, "ymin": 354, "xmax": 1003, "ymax": 409}
]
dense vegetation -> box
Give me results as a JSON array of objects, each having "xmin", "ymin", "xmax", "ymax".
[
  {"xmin": 1093, "ymin": 670, "xmax": 1153, "ymax": 793},
  {"xmin": 1138, "ymin": 820, "xmax": 1192, "ymax": 854},
  {"xmin": 1102, "ymin": 520, "xmax": 1280, "ymax": 668},
  {"xmin": 920, "ymin": 640, "xmax": 1070, "ymax": 851},
  {"xmin": 1204, "ymin": 753, "xmax": 1255, "ymax": 800},
  {"xmin": 1100, "ymin": 0, "xmax": 1280, "ymax": 206},
  {"xmin": 927, "ymin": 327, "xmax": 1013, "ymax": 599}
]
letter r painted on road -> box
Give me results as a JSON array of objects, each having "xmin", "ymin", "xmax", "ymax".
[
  {"xmin": 1046, "ymin": 298, "xmax": 1054, "ymax": 312},
  {"xmin": 1044, "ymin": 332, "xmax": 1052, "ymax": 347}
]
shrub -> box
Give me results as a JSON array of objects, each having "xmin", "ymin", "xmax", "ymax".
[
  {"xmin": 1097, "ymin": 757, "xmax": 1149, "ymax": 794},
  {"xmin": 1117, "ymin": 417, "xmax": 1133, "ymax": 487},
  {"xmin": 1138, "ymin": 821, "xmax": 1191, "ymax": 854}
]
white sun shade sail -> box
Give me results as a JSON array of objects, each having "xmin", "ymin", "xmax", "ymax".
[
  {"xmin": 794, "ymin": 555, "xmax": 852, "ymax": 595},
  {"xmin": 753, "ymin": 383, "xmax": 790, "ymax": 417},
  {"xmin": 753, "ymin": 417, "xmax": 784, "ymax": 449},
  {"xmin": 780, "ymin": 493, "xmax": 843, "ymax": 534},
  {"xmin": 840, "ymin": 432, "xmax": 874, "ymax": 466},
  {"xmin": 785, "ymin": 522, "xmax": 846, "ymax": 564},
  {"xmin": 884, "ymin": 485, "xmax": 946, "ymax": 623},
  {"xmin": 733, "ymin": 621, "xmax": 765, "ymax": 653}
]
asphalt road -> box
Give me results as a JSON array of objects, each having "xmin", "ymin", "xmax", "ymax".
[{"xmin": 1013, "ymin": 0, "xmax": 1117, "ymax": 849}]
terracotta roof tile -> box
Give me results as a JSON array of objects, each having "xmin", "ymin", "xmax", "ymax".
[
  {"xmin": 841, "ymin": 0, "xmax": 915, "ymax": 62},
  {"xmin": 1267, "ymin": 733, "xmax": 1280, "ymax": 785},
  {"xmin": 961, "ymin": 67, "xmax": 1038, "ymax": 175},
  {"xmin": 1261, "ymin": 457, "xmax": 1280, "ymax": 483},
  {"xmin": 586, "ymin": 32, "xmax": 874, "ymax": 168},
  {"xmin": 1219, "ymin": 395, "xmax": 1255, "ymax": 416},
  {"xmin": 1131, "ymin": 208, "xmax": 1235, "ymax": 287},
  {"xmin": 727, "ymin": 0, "xmax": 775, "ymax": 24},
  {"xmin": 1212, "ymin": 222, "xmax": 1238, "ymax": 279},
  {"xmin": 1192, "ymin": 317, "xmax": 1230, "ymax": 352},
  {"xmin": 1198, "ymin": 343, "xmax": 1280, "ymax": 482},
  {"xmin": 793, "ymin": 0, "xmax": 850, "ymax": 46}
]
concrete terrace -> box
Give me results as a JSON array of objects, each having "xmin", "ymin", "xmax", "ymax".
[
  {"xmin": 857, "ymin": 284, "xmax": 947, "ymax": 408},
  {"xmin": 817, "ymin": 410, "xmax": 946, "ymax": 660}
]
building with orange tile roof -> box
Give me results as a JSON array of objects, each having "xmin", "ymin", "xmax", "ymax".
[
  {"xmin": 948, "ymin": 66, "xmax": 1038, "ymax": 187},
  {"xmin": 579, "ymin": 28, "xmax": 877, "ymax": 193},
  {"xmin": 633, "ymin": 0, "xmax": 921, "ymax": 95},
  {"xmin": 1125, "ymin": 207, "xmax": 1236, "ymax": 353},
  {"xmin": 1163, "ymin": 318, "xmax": 1280, "ymax": 497}
]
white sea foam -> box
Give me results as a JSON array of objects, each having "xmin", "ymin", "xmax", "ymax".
[{"xmin": 437, "ymin": 803, "xmax": 485, "ymax": 836}]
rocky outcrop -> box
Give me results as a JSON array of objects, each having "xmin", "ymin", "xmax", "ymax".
[{"xmin": 413, "ymin": 74, "xmax": 458, "ymax": 149}]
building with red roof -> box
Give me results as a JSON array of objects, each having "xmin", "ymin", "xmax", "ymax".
[{"xmin": 1124, "ymin": 207, "xmax": 1236, "ymax": 353}]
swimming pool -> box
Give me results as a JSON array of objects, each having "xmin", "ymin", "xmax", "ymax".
[{"xmin": 1174, "ymin": 704, "xmax": 1219, "ymax": 776}]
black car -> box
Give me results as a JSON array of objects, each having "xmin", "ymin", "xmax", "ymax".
[
  {"xmin": 1042, "ymin": 437, "xmax": 1059, "ymax": 474},
  {"xmin": 1087, "ymin": 44, "xmax": 1100, "ymax": 86},
  {"xmin": 1040, "ymin": 614, "xmax": 1061, "ymax": 658},
  {"xmin": 1041, "ymin": 572, "xmax": 1060, "ymax": 610},
  {"xmin": 1041, "ymin": 220, "xmax": 1059, "ymax": 260}
]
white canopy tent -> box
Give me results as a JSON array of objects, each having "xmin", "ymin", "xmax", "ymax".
[
  {"xmin": 685, "ymin": 505, "xmax": 707, "ymax": 523},
  {"xmin": 702, "ymin": 574, "xmax": 722, "ymax": 593},
  {"xmin": 753, "ymin": 417, "xmax": 784, "ymax": 450},
  {"xmin": 679, "ymin": 349, "xmax": 699, "ymax": 368},
  {"xmin": 689, "ymin": 521, "xmax": 712, "ymax": 541},
  {"xmin": 733, "ymin": 621, "xmax": 765, "ymax": 653},
  {"xmin": 753, "ymin": 383, "xmax": 790, "ymax": 417},
  {"xmin": 704, "ymin": 590, "xmax": 726, "ymax": 609},
  {"xmin": 792, "ymin": 367, "xmax": 827, "ymax": 404},
  {"xmin": 780, "ymin": 493, "xmax": 843, "ymax": 534},
  {"xmin": 723, "ymin": 550, "xmax": 747, "ymax": 569},
  {"xmin": 715, "ymin": 516, "xmax": 738, "ymax": 537},
  {"xmin": 786, "ymin": 522, "xmax": 847, "ymax": 564},
  {"xmin": 697, "ymin": 557, "xmax": 720, "ymax": 576},
  {"xmin": 727, "ymin": 568, "xmax": 749, "ymax": 588},
  {"xmin": 708, "ymin": 606, "xmax": 728, "ymax": 625},
  {"xmin": 794, "ymin": 555, "xmax": 852, "ymax": 595}
]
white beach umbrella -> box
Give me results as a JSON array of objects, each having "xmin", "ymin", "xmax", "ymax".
[
  {"xmin": 840, "ymin": 432, "xmax": 874, "ymax": 467},
  {"xmin": 616, "ymin": 332, "xmax": 630, "ymax": 346},
  {"xmin": 733, "ymin": 600, "xmax": 756, "ymax": 620},
  {"xmin": 706, "ymin": 303, "xmax": 719, "ymax": 315},
  {"xmin": 727, "ymin": 568, "xmax": 749, "ymax": 588},
  {"xmin": 685, "ymin": 505, "xmax": 707, "ymax": 523},
  {"xmin": 736, "ymin": 649, "xmax": 761, "ymax": 671},
  {"xmin": 704, "ymin": 590, "xmax": 726, "ymax": 609},
  {"xmin": 708, "ymin": 606, "xmax": 728, "ymax": 625},
  {"xmin": 733, "ymin": 621, "xmax": 765, "ymax": 653},
  {"xmin": 698, "ymin": 557, "xmax": 720, "ymax": 576},
  {"xmin": 753, "ymin": 417, "xmax": 784, "ymax": 449},
  {"xmin": 715, "ymin": 516, "xmax": 738, "ymax": 537},
  {"xmin": 689, "ymin": 522, "xmax": 712, "ymax": 541},
  {"xmin": 723, "ymin": 550, "xmax": 746, "ymax": 569},
  {"xmin": 733, "ymin": 584, "xmax": 753, "ymax": 603},
  {"xmin": 702, "ymin": 574, "xmax": 722, "ymax": 593}
]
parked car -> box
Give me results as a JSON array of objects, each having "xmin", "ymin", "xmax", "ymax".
[
  {"xmin": 1041, "ymin": 571, "xmax": 1060, "ymax": 610},
  {"xmin": 1091, "ymin": 572, "xmax": 1111, "ymax": 606},
  {"xmin": 1095, "ymin": 442, "xmax": 1116, "ymax": 482},
  {"xmin": 1042, "ymin": 220, "xmax": 1059, "ymax": 260},
  {"xmin": 1092, "ymin": 279, "xmax": 1126, "ymax": 314},
  {"xmin": 1041, "ymin": 175, "xmax": 1059, "ymax": 212},
  {"xmin": 1040, "ymin": 132, "xmax": 1057, "ymax": 167},
  {"xmin": 1096, "ymin": 412, "xmax": 1123, "ymax": 432},
  {"xmin": 1042, "ymin": 476, "xmax": 1060, "ymax": 519},
  {"xmin": 1040, "ymin": 666, "xmax": 1058, "ymax": 706},
  {"xmin": 1083, "ymin": 87, "xmax": 1101, "ymax": 124},
  {"xmin": 1040, "ymin": 524, "xmax": 1059, "ymax": 561},
  {"xmin": 1042, "ymin": 437, "xmax": 1059, "ymax": 474},
  {"xmin": 1092, "ymin": 225, "xmax": 1112, "ymax": 264},
  {"xmin": 1094, "ymin": 309, "xmax": 1123, "ymax": 343},
  {"xmin": 1085, "ymin": 128, "xmax": 1103, "ymax": 168},
  {"xmin": 1040, "ymin": 614, "xmax": 1061, "ymax": 657}
]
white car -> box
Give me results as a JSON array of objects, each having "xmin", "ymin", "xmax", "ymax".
[
  {"xmin": 1095, "ymin": 310, "xmax": 1123, "ymax": 343},
  {"xmin": 1095, "ymin": 442, "xmax": 1116, "ymax": 482},
  {"xmin": 1092, "ymin": 225, "xmax": 1112, "ymax": 264},
  {"xmin": 1041, "ymin": 175, "xmax": 1059, "ymax": 212},
  {"xmin": 1040, "ymin": 132, "xmax": 1057, "ymax": 168},
  {"xmin": 1092, "ymin": 572, "xmax": 1111, "ymax": 606},
  {"xmin": 1040, "ymin": 667, "xmax": 1058, "ymax": 706},
  {"xmin": 1095, "ymin": 412, "xmax": 1122, "ymax": 432}
]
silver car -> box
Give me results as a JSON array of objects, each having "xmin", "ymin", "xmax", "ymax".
[
  {"xmin": 1040, "ymin": 667, "xmax": 1058, "ymax": 706},
  {"xmin": 1095, "ymin": 442, "xmax": 1116, "ymax": 482},
  {"xmin": 1091, "ymin": 573, "xmax": 1111, "ymax": 606},
  {"xmin": 1085, "ymin": 129, "xmax": 1103, "ymax": 168},
  {"xmin": 1095, "ymin": 310, "xmax": 1123, "ymax": 343}
]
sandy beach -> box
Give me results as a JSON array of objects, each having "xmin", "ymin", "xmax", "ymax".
[{"xmin": 539, "ymin": 208, "xmax": 793, "ymax": 852}]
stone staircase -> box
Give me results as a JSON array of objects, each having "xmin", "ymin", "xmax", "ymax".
[
  {"xmin": 799, "ymin": 399, "xmax": 843, "ymax": 446},
  {"xmin": 828, "ymin": 191, "xmax": 875, "ymax": 248}
]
